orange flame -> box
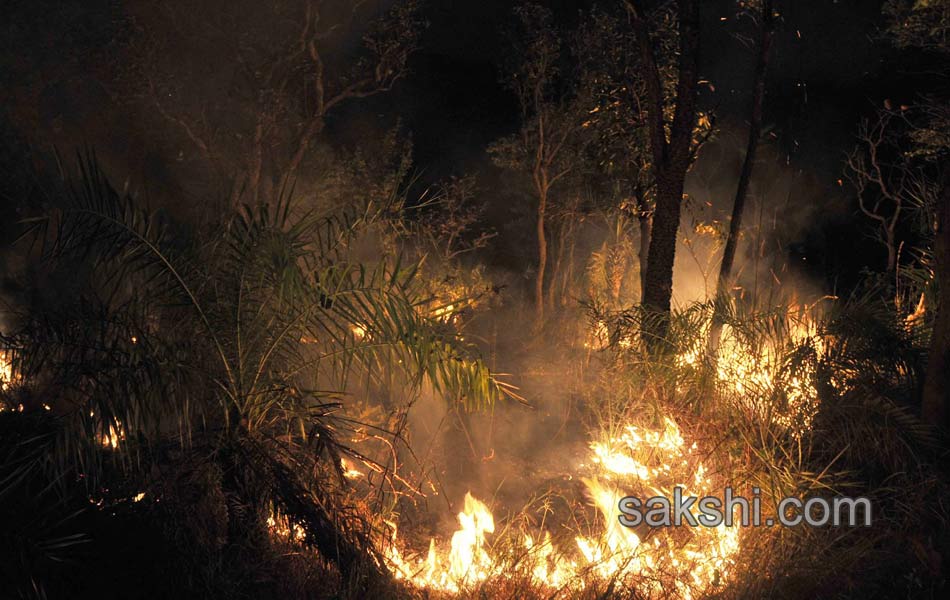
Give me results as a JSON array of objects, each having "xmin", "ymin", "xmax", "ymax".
[{"xmin": 384, "ymin": 418, "xmax": 741, "ymax": 598}]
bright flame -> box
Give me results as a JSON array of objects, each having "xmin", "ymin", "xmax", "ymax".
[
  {"xmin": 585, "ymin": 303, "xmax": 827, "ymax": 434},
  {"xmin": 384, "ymin": 418, "xmax": 741, "ymax": 598},
  {"xmin": 432, "ymin": 303, "xmax": 457, "ymax": 322},
  {"xmin": 386, "ymin": 492, "xmax": 497, "ymax": 592},
  {"xmin": 576, "ymin": 418, "xmax": 740, "ymax": 598},
  {"xmin": 674, "ymin": 311, "xmax": 824, "ymax": 434},
  {"xmin": 340, "ymin": 457, "xmax": 364, "ymax": 479},
  {"xmin": 905, "ymin": 293, "xmax": 926, "ymax": 330},
  {"xmin": 99, "ymin": 422, "xmax": 125, "ymax": 449}
]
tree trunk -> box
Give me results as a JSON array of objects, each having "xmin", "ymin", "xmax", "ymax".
[
  {"xmin": 707, "ymin": 0, "xmax": 774, "ymax": 360},
  {"xmin": 885, "ymin": 226, "xmax": 897, "ymax": 272},
  {"xmin": 636, "ymin": 192, "xmax": 652, "ymax": 302},
  {"xmin": 629, "ymin": 0, "xmax": 701, "ymax": 352},
  {"xmin": 562, "ymin": 221, "xmax": 577, "ymax": 307},
  {"xmin": 228, "ymin": 171, "xmax": 247, "ymax": 208},
  {"xmin": 642, "ymin": 171, "xmax": 688, "ymax": 347},
  {"xmin": 548, "ymin": 218, "xmax": 567, "ymax": 310},
  {"xmin": 281, "ymin": 116, "xmax": 325, "ymax": 191},
  {"xmin": 922, "ymin": 168, "xmax": 950, "ymax": 429},
  {"xmin": 535, "ymin": 188, "xmax": 548, "ymax": 326}
]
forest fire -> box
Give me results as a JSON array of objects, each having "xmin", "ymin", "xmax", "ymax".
[
  {"xmin": 386, "ymin": 493, "xmax": 498, "ymax": 592},
  {"xmin": 99, "ymin": 422, "xmax": 125, "ymax": 449},
  {"xmin": 681, "ymin": 321, "xmax": 823, "ymax": 432},
  {"xmin": 586, "ymin": 302, "xmax": 825, "ymax": 434},
  {"xmin": 3, "ymin": 0, "xmax": 948, "ymax": 598},
  {"xmin": 382, "ymin": 418, "xmax": 740, "ymax": 598},
  {"xmin": 340, "ymin": 457, "xmax": 365, "ymax": 479}
]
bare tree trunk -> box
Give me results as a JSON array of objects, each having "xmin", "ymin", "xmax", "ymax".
[
  {"xmin": 228, "ymin": 172, "xmax": 247, "ymax": 208},
  {"xmin": 548, "ymin": 218, "xmax": 568, "ymax": 310},
  {"xmin": 629, "ymin": 0, "xmax": 701, "ymax": 352},
  {"xmin": 922, "ymin": 169, "xmax": 950, "ymax": 429},
  {"xmin": 642, "ymin": 172, "xmax": 688, "ymax": 346},
  {"xmin": 636, "ymin": 191, "xmax": 652, "ymax": 302},
  {"xmin": 562, "ymin": 220, "xmax": 577, "ymax": 307},
  {"xmin": 535, "ymin": 189, "xmax": 548, "ymax": 326},
  {"xmin": 281, "ymin": 116, "xmax": 325, "ymax": 191},
  {"xmin": 885, "ymin": 227, "xmax": 897, "ymax": 272},
  {"xmin": 707, "ymin": 0, "xmax": 774, "ymax": 360}
]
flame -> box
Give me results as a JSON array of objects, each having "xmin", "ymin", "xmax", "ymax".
[
  {"xmin": 99, "ymin": 422, "xmax": 125, "ymax": 449},
  {"xmin": 674, "ymin": 314, "xmax": 823, "ymax": 434},
  {"xmin": 267, "ymin": 511, "xmax": 306, "ymax": 542},
  {"xmin": 584, "ymin": 307, "xmax": 824, "ymax": 435},
  {"xmin": 386, "ymin": 492, "xmax": 497, "ymax": 592},
  {"xmin": 448, "ymin": 493, "xmax": 496, "ymax": 583},
  {"xmin": 0, "ymin": 348, "xmax": 16, "ymax": 393},
  {"xmin": 384, "ymin": 418, "xmax": 741, "ymax": 598},
  {"xmin": 433, "ymin": 303, "xmax": 456, "ymax": 322},
  {"xmin": 340, "ymin": 457, "xmax": 364, "ymax": 479},
  {"xmin": 576, "ymin": 419, "xmax": 740, "ymax": 598},
  {"xmin": 905, "ymin": 293, "xmax": 926, "ymax": 329},
  {"xmin": 584, "ymin": 319, "xmax": 612, "ymax": 350}
]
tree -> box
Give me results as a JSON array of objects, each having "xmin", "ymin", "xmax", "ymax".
[
  {"xmin": 626, "ymin": 0, "xmax": 704, "ymax": 351},
  {"xmin": 707, "ymin": 0, "xmax": 776, "ymax": 360},
  {"xmin": 924, "ymin": 171, "xmax": 950, "ymax": 427},
  {"xmin": 4, "ymin": 157, "xmax": 512, "ymax": 590},
  {"xmin": 844, "ymin": 111, "xmax": 914, "ymax": 273},
  {"xmin": 417, "ymin": 175, "xmax": 497, "ymax": 262},
  {"xmin": 116, "ymin": 0, "xmax": 424, "ymax": 205},
  {"xmin": 882, "ymin": 0, "xmax": 950, "ymax": 428},
  {"xmin": 574, "ymin": 6, "xmax": 657, "ymax": 303},
  {"xmin": 490, "ymin": 4, "xmax": 592, "ymax": 327}
]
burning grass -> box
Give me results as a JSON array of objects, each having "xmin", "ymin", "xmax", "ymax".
[
  {"xmin": 318, "ymin": 294, "xmax": 945, "ymax": 599},
  {"xmin": 375, "ymin": 415, "xmax": 741, "ymax": 599},
  {"xmin": 1, "ymin": 163, "xmax": 946, "ymax": 599}
]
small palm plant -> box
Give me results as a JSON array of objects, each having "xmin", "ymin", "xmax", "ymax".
[{"xmin": 2, "ymin": 155, "xmax": 514, "ymax": 596}]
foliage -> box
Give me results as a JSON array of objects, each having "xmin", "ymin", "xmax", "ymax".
[
  {"xmin": 1, "ymin": 155, "xmax": 513, "ymax": 596},
  {"xmin": 112, "ymin": 0, "xmax": 425, "ymax": 202}
]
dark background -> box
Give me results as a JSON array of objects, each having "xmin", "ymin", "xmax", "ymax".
[{"xmin": 2, "ymin": 0, "xmax": 939, "ymax": 295}]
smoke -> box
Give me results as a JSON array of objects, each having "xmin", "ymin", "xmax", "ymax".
[
  {"xmin": 0, "ymin": 0, "xmax": 871, "ymax": 549},
  {"xmin": 385, "ymin": 112, "xmax": 853, "ymax": 529},
  {"xmin": 677, "ymin": 118, "xmax": 847, "ymax": 306}
]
